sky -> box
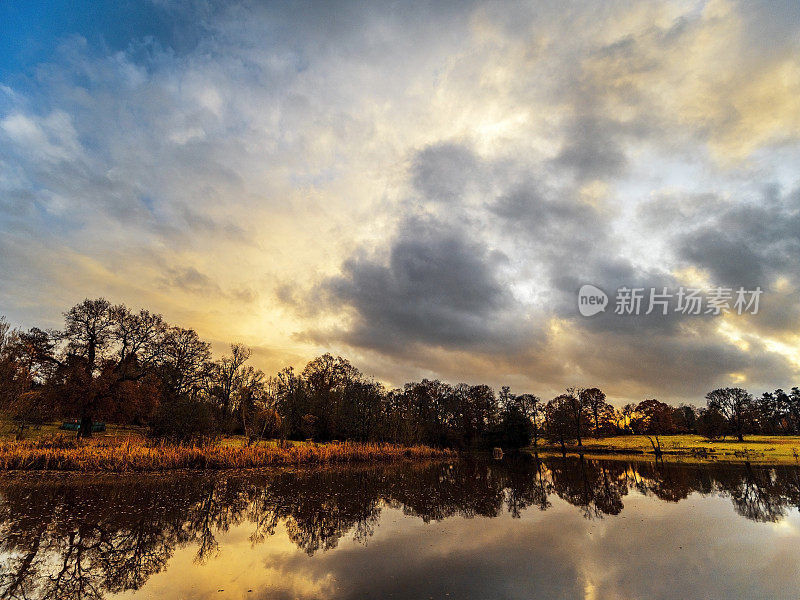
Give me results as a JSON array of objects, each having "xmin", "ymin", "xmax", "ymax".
[{"xmin": 1, "ymin": 0, "xmax": 800, "ymax": 405}]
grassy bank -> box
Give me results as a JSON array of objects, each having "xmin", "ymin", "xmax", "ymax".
[
  {"xmin": 530, "ymin": 434, "xmax": 800, "ymax": 464},
  {"xmin": 0, "ymin": 420, "xmax": 147, "ymax": 442},
  {"xmin": 0, "ymin": 437, "xmax": 452, "ymax": 472}
]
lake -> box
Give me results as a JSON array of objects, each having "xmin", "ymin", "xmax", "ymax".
[{"xmin": 1, "ymin": 455, "xmax": 799, "ymax": 599}]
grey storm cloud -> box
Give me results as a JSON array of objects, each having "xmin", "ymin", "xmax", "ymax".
[
  {"xmin": 160, "ymin": 266, "xmax": 257, "ymax": 304},
  {"xmin": 683, "ymin": 193, "xmax": 800, "ymax": 288},
  {"xmin": 411, "ymin": 143, "xmax": 481, "ymax": 203},
  {"xmin": 316, "ymin": 214, "xmax": 518, "ymax": 352},
  {"xmin": 488, "ymin": 177, "xmax": 690, "ymax": 335},
  {"xmin": 297, "ymin": 136, "xmax": 800, "ymax": 400},
  {"xmin": 564, "ymin": 319, "xmax": 797, "ymax": 399},
  {"xmin": 679, "ymin": 230, "xmax": 766, "ymax": 289},
  {"xmin": 490, "ymin": 183, "xmax": 597, "ymax": 242},
  {"xmin": 640, "ymin": 186, "xmax": 800, "ymax": 290},
  {"xmin": 553, "ymin": 116, "xmax": 629, "ymax": 181}
]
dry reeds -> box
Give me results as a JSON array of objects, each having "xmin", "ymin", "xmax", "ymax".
[{"xmin": 0, "ymin": 437, "xmax": 452, "ymax": 472}]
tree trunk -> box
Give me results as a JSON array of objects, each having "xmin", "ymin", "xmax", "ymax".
[
  {"xmin": 648, "ymin": 435, "xmax": 662, "ymax": 456},
  {"xmin": 78, "ymin": 415, "xmax": 93, "ymax": 439}
]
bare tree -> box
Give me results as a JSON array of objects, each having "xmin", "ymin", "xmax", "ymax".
[
  {"xmin": 565, "ymin": 387, "xmax": 587, "ymax": 446},
  {"xmin": 207, "ymin": 343, "xmax": 253, "ymax": 418},
  {"xmin": 159, "ymin": 327, "xmax": 212, "ymax": 399},
  {"xmin": 580, "ymin": 387, "xmax": 607, "ymax": 436}
]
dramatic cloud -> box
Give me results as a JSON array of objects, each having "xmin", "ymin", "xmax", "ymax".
[
  {"xmin": 2, "ymin": 0, "xmax": 800, "ymax": 403},
  {"xmin": 315, "ymin": 215, "xmax": 517, "ymax": 352}
]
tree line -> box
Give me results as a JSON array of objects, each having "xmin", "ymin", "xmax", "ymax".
[{"xmin": 0, "ymin": 298, "xmax": 797, "ymax": 446}]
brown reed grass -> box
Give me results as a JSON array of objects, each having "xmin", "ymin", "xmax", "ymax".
[{"xmin": 0, "ymin": 436, "xmax": 453, "ymax": 472}]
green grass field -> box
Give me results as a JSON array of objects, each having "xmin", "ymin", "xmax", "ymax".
[
  {"xmin": 530, "ymin": 434, "xmax": 800, "ymax": 464},
  {"xmin": 0, "ymin": 420, "xmax": 305, "ymax": 449},
  {"xmin": 0, "ymin": 420, "xmax": 146, "ymax": 441}
]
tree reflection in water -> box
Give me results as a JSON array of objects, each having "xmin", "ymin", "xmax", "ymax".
[{"xmin": 2, "ymin": 456, "xmax": 800, "ymax": 599}]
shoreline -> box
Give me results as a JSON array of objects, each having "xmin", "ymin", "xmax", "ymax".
[
  {"xmin": 526, "ymin": 434, "xmax": 800, "ymax": 465},
  {"xmin": 4, "ymin": 434, "xmax": 800, "ymax": 471}
]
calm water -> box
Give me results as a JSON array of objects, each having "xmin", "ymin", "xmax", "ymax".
[{"xmin": 2, "ymin": 456, "xmax": 800, "ymax": 600}]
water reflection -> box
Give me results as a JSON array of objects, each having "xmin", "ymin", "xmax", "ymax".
[{"xmin": 1, "ymin": 456, "xmax": 799, "ymax": 599}]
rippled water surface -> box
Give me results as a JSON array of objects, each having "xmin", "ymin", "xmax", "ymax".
[{"xmin": 2, "ymin": 456, "xmax": 800, "ymax": 599}]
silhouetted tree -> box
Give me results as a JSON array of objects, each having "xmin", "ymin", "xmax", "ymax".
[
  {"xmin": 48, "ymin": 300, "xmax": 167, "ymax": 438},
  {"xmin": 697, "ymin": 406, "xmax": 727, "ymax": 440},
  {"xmin": 672, "ymin": 404, "xmax": 697, "ymax": 433},
  {"xmin": 544, "ymin": 394, "xmax": 579, "ymax": 454},
  {"xmin": 706, "ymin": 387, "xmax": 754, "ymax": 442},
  {"xmin": 636, "ymin": 399, "xmax": 676, "ymax": 455},
  {"xmin": 158, "ymin": 326, "xmax": 211, "ymax": 400},
  {"xmin": 580, "ymin": 387, "xmax": 607, "ymax": 435},
  {"xmin": 514, "ymin": 393, "xmax": 542, "ymax": 446},
  {"xmin": 499, "ymin": 406, "xmax": 534, "ymax": 449},
  {"xmin": 564, "ymin": 387, "xmax": 589, "ymax": 446}
]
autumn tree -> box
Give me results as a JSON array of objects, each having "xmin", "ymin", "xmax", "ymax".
[
  {"xmin": 403, "ymin": 379, "xmax": 454, "ymax": 446},
  {"xmin": 672, "ymin": 404, "xmax": 697, "ymax": 433},
  {"xmin": 636, "ymin": 399, "xmax": 676, "ymax": 455},
  {"xmin": 621, "ymin": 403, "xmax": 637, "ymax": 434},
  {"xmin": 0, "ymin": 318, "xmax": 40, "ymax": 436},
  {"xmin": 544, "ymin": 394, "xmax": 579, "ymax": 454},
  {"xmin": 48, "ymin": 299, "xmax": 167, "ymax": 438},
  {"xmin": 269, "ymin": 366, "xmax": 308, "ymax": 440},
  {"xmin": 705, "ymin": 387, "xmax": 754, "ymax": 442},
  {"xmin": 302, "ymin": 353, "xmax": 360, "ymax": 440},
  {"xmin": 338, "ymin": 378, "xmax": 385, "ymax": 441},
  {"xmin": 758, "ymin": 388, "xmax": 800, "ymax": 434}
]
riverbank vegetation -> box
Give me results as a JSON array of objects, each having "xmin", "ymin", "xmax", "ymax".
[
  {"xmin": 2, "ymin": 298, "xmax": 800, "ymax": 464},
  {"xmin": 0, "ymin": 436, "xmax": 451, "ymax": 471},
  {"xmin": 533, "ymin": 434, "xmax": 800, "ymax": 464}
]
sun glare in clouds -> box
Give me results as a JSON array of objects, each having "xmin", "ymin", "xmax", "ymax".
[{"xmin": 1, "ymin": 0, "xmax": 800, "ymax": 403}]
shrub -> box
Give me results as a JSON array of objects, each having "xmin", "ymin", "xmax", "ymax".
[{"xmin": 149, "ymin": 397, "xmax": 219, "ymax": 445}]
